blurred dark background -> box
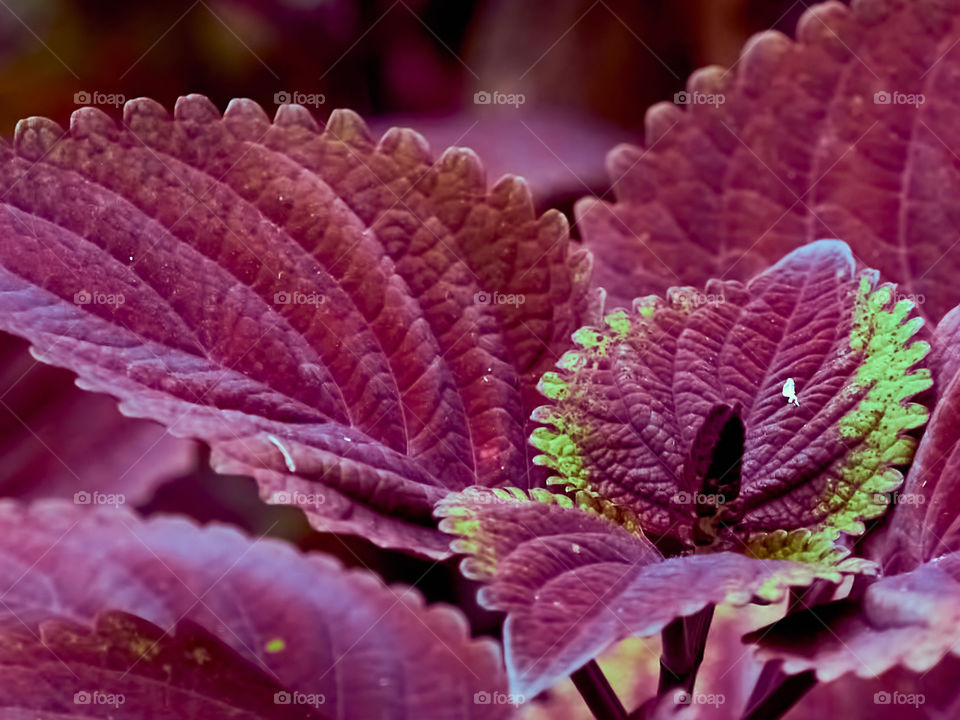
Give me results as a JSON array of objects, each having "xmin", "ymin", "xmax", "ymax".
[
  {"xmin": 0, "ymin": 0, "xmax": 811, "ymax": 604},
  {"xmin": 0, "ymin": 0, "xmax": 808, "ymax": 209}
]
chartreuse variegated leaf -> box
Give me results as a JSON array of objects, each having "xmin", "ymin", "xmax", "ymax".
[
  {"xmin": 438, "ymin": 241, "xmax": 929, "ymax": 696},
  {"xmin": 530, "ymin": 240, "xmax": 930, "ymax": 555},
  {"xmin": 751, "ymin": 350, "xmax": 960, "ymax": 683},
  {"xmin": 436, "ymin": 487, "xmax": 856, "ymax": 698}
]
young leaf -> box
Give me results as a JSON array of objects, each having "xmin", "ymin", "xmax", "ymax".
[
  {"xmin": 436, "ymin": 487, "xmax": 850, "ymax": 698},
  {"xmin": 0, "ymin": 95, "xmax": 595, "ymax": 557},
  {"xmin": 749, "ymin": 354, "xmax": 960, "ymax": 682},
  {"xmin": 579, "ymin": 0, "xmax": 960, "ymax": 324},
  {"xmin": 0, "ymin": 500, "xmax": 509, "ymax": 718},
  {"xmin": 531, "ymin": 240, "xmax": 930, "ymax": 553}
]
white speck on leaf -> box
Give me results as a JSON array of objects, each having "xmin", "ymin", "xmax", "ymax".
[
  {"xmin": 782, "ymin": 378, "xmax": 800, "ymax": 407},
  {"xmin": 572, "ymin": 543, "xmax": 581, "ymax": 554},
  {"xmin": 266, "ymin": 434, "xmax": 296, "ymax": 472}
]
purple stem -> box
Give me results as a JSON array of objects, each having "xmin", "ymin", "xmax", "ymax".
[
  {"xmin": 570, "ymin": 659, "xmax": 627, "ymax": 720},
  {"xmin": 741, "ymin": 661, "xmax": 815, "ymax": 720},
  {"xmin": 657, "ymin": 604, "xmax": 715, "ymax": 694}
]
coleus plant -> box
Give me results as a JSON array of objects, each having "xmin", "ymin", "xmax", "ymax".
[
  {"xmin": 0, "ymin": 0, "xmax": 957, "ymax": 718},
  {"xmin": 436, "ymin": 239, "xmax": 931, "ymax": 699}
]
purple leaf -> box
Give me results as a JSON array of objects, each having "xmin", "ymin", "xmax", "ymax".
[
  {"xmin": 749, "ymin": 552, "xmax": 960, "ymax": 682},
  {"xmin": 437, "ymin": 487, "xmax": 850, "ymax": 698},
  {"xmin": 882, "ymin": 361, "xmax": 960, "ymax": 572},
  {"xmin": 0, "ymin": 500, "xmax": 510, "ymax": 719},
  {"xmin": 930, "ymin": 304, "xmax": 960, "ymax": 392},
  {"xmin": 579, "ymin": 0, "xmax": 960, "ymax": 324},
  {"xmin": 0, "ymin": 611, "xmax": 322, "ymax": 719},
  {"xmin": 368, "ymin": 109, "xmax": 627, "ymax": 209},
  {"xmin": 531, "ymin": 240, "xmax": 930, "ymax": 552},
  {"xmin": 0, "ymin": 95, "xmax": 596, "ymax": 557},
  {"xmin": 789, "ymin": 656, "xmax": 960, "ymax": 718},
  {"xmin": 0, "ymin": 333, "xmax": 196, "ymax": 503}
]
